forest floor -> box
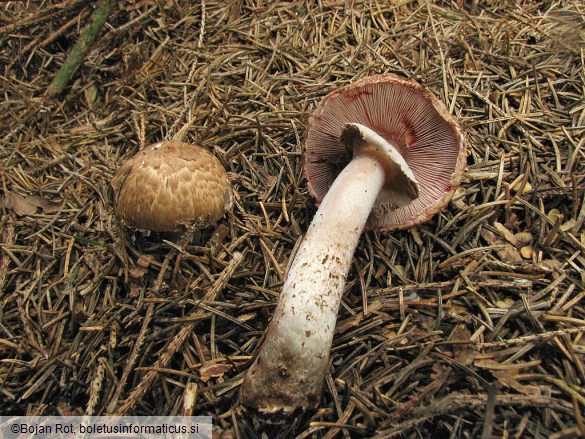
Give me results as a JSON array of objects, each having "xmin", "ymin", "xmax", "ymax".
[{"xmin": 1, "ymin": 1, "xmax": 584, "ymax": 437}]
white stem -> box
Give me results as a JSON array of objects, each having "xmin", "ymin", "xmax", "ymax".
[{"xmin": 240, "ymin": 151, "xmax": 386, "ymax": 413}]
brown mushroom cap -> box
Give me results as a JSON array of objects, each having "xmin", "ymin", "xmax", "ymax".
[
  {"xmin": 111, "ymin": 140, "xmax": 231, "ymax": 232},
  {"xmin": 304, "ymin": 74, "xmax": 466, "ymax": 231}
]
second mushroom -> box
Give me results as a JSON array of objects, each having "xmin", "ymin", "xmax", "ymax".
[{"xmin": 240, "ymin": 75, "xmax": 466, "ymax": 414}]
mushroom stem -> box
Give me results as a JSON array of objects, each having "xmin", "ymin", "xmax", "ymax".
[{"xmin": 241, "ymin": 132, "xmax": 408, "ymax": 413}]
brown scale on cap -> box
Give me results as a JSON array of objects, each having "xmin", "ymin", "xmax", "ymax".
[
  {"xmin": 304, "ymin": 74, "xmax": 466, "ymax": 231},
  {"xmin": 111, "ymin": 140, "xmax": 231, "ymax": 232}
]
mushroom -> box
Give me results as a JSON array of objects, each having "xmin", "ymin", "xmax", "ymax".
[
  {"xmin": 240, "ymin": 74, "xmax": 466, "ymax": 414},
  {"xmin": 111, "ymin": 140, "xmax": 231, "ymax": 232}
]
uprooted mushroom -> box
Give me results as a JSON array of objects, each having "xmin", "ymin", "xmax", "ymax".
[{"xmin": 240, "ymin": 74, "xmax": 466, "ymax": 414}]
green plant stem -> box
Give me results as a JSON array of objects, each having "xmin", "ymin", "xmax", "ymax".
[{"xmin": 47, "ymin": 0, "xmax": 115, "ymax": 98}]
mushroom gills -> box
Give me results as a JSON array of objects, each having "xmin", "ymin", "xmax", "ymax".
[{"xmin": 341, "ymin": 123, "xmax": 419, "ymax": 210}]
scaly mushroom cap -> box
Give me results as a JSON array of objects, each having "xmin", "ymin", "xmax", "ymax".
[
  {"xmin": 304, "ymin": 74, "xmax": 466, "ymax": 231},
  {"xmin": 111, "ymin": 140, "xmax": 231, "ymax": 232}
]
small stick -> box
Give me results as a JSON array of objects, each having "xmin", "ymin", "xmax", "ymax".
[
  {"xmin": 46, "ymin": 0, "xmax": 115, "ymax": 98},
  {"xmin": 182, "ymin": 382, "xmax": 199, "ymax": 417},
  {"xmin": 198, "ymin": 0, "xmax": 206, "ymax": 48}
]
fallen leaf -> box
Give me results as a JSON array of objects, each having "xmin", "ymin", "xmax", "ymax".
[
  {"xmin": 1, "ymin": 191, "xmax": 60, "ymax": 216},
  {"xmin": 24, "ymin": 194, "xmax": 60, "ymax": 213},
  {"xmin": 2, "ymin": 192, "xmax": 36, "ymax": 215}
]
